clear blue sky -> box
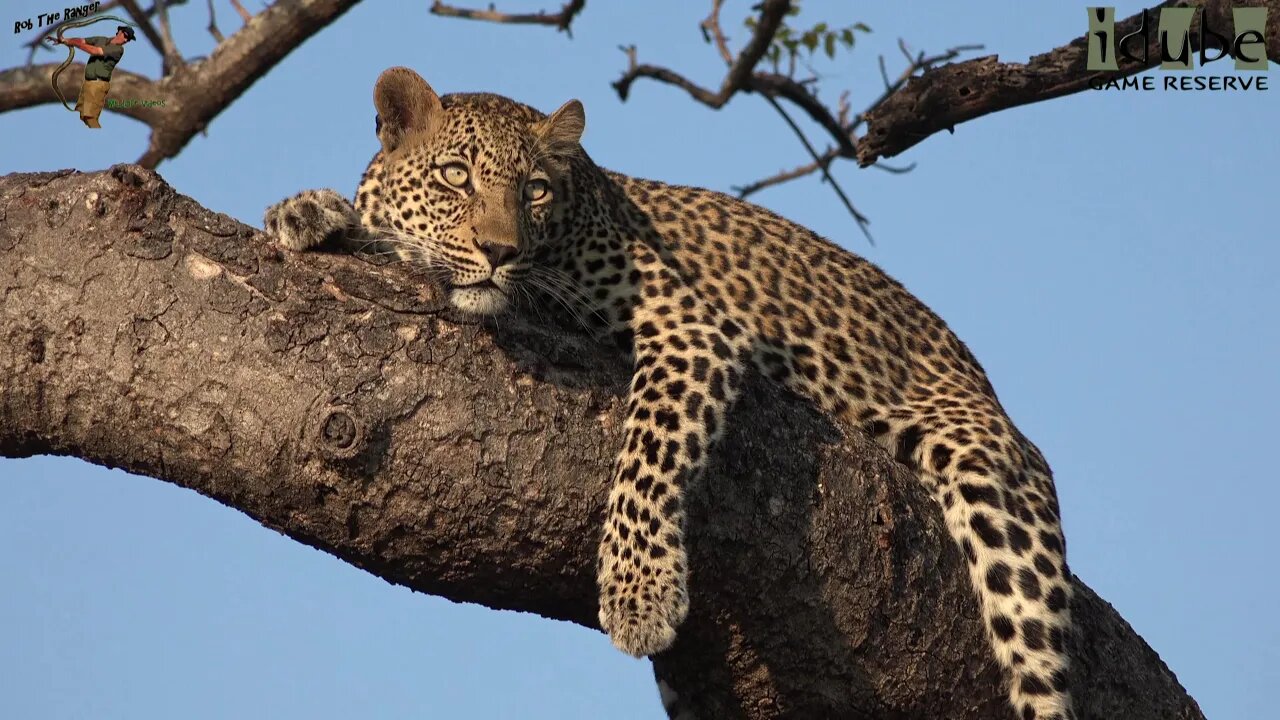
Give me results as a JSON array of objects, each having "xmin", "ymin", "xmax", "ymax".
[{"xmin": 2, "ymin": 2, "xmax": 1276, "ymax": 718}]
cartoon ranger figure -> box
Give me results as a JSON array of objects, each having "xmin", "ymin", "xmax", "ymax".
[{"xmin": 54, "ymin": 25, "xmax": 135, "ymax": 128}]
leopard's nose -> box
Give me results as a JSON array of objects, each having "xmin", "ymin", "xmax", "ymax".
[{"xmin": 477, "ymin": 241, "xmax": 518, "ymax": 269}]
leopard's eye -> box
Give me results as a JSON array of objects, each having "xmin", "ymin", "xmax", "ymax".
[
  {"xmin": 440, "ymin": 163, "xmax": 470, "ymax": 189},
  {"xmin": 523, "ymin": 178, "xmax": 551, "ymax": 204}
]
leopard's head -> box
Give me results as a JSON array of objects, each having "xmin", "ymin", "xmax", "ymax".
[{"xmin": 355, "ymin": 67, "xmax": 586, "ymax": 316}]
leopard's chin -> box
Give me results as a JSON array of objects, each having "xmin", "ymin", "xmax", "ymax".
[{"xmin": 450, "ymin": 283, "xmax": 509, "ymax": 316}]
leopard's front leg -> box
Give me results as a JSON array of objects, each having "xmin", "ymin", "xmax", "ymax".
[{"xmin": 598, "ymin": 305, "xmax": 750, "ymax": 657}]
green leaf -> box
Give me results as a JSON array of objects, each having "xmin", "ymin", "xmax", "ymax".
[
  {"xmin": 801, "ymin": 30, "xmax": 819, "ymax": 52},
  {"xmin": 825, "ymin": 32, "xmax": 836, "ymax": 58},
  {"xmin": 840, "ymin": 28, "xmax": 855, "ymax": 47},
  {"xmin": 854, "ymin": 22, "xmax": 871, "ymax": 33}
]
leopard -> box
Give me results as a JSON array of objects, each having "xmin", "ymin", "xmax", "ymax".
[{"xmin": 264, "ymin": 66, "xmax": 1077, "ymax": 720}]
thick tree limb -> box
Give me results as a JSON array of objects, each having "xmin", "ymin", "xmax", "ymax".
[{"xmin": 0, "ymin": 168, "xmax": 1205, "ymax": 719}]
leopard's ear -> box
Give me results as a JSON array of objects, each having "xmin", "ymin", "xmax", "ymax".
[
  {"xmin": 373, "ymin": 67, "xmax": 443, "ymax": 152},
  {"xmin": 535, "ymin": 99, "xmax": 585, "ymax": 153}
]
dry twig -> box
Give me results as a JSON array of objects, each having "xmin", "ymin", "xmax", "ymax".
[
  {"xmin": 613, "ymin": 0, "xmax": 879, "ymax": 232},
  {"xmin": 736, "ymin": 42, "xmax": 978, "ymax": 198},
  {"xmin": 118, "ymin": 0, "xmax": 184, "ymax": 73},
  {"xmin": 430, "ymin": 0, "xmax": 586, "ymax": 35},
  {"xmin": 230, "ymin": 0, "xmax": 253, "ymax": 24},
  {"xmin": 206, "ymin": 0, "xmax": 225, "ymax": 42}
]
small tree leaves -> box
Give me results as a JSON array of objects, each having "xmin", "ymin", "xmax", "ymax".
[{"xmin": 746, "ymin": 9, "xmax": 871, "ymax": 71}]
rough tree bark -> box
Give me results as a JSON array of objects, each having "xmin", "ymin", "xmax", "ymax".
[{"xmin": 0, "ymin": 167, "xmax": 1204, "ymax": 719}]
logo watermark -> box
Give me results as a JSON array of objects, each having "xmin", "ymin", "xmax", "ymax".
[
  {"xmin": 1086, "ymin": 6, "xmax": 1269, "ymax": 91},
  {"xmin": 106, "ymin": 98, "xmax": 165, "ymax": 108}
]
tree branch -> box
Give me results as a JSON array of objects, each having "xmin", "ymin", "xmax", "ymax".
[
  {"xmin": 152, "ymin": 0, "xmax": 187, "ymax": 73},
  {"xmin": 0, "ymin": 167, "xmax": 1206, "ymax": 719},
  {"xmin": 730, "ymin": 42, "xmax": 971, "ymax": 197},
  {"xmin": 731, "ymin": 149, "xmax": 836, "ymax": 198},
  {"xmin": 613, "ymin": 0, "xmax": 879, "ymax": 226},
  {"xmin": 612, "ymin": 0, "xmax": 792, "ymax": 107},
  {"xmin": 119, "ymin": 0, "xmax": 184, "ymax": 74},
  {"xmin": 856, "ymin": 0, "xmax": 1280, "ymax": 166},
  {"xmin": 230, "ymin": 0, "xmax": 253, "ymax": 24},
  {"xmin": 611, "ymin": 0, "xmax": 976, "ymax": 225},
  {"xmin": 613, "ymin": 0, "xmax": 1279, "ymax": 200},
  {"xmin": 700, "ymin": 0, "xmax": 734, "ymax": 65},
  {"xmin": 430, "ymin": 0, "xmax": 587, "ymax": 35},
  {"xmin": 759, "ymin": 94, "xmax": 872, "ymax": 244}
]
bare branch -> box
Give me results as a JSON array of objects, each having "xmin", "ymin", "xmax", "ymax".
[
  {"xmin": 700, "ymin": 0, "xmax": 733, "ymax": 65},
  {"xmin": 152, "ymin": 0, "xmax": 187, "ymax": 72},
  {"xmin": 749, "ymin": 72, "xmax": 856, "ymax": 156},
  {"xmin": 229, "ymin": 0, "xmax": 254, "ymax": 24},
  {"xmin": 732, "ymin": 149, "xmax": 836, "ymax": 198},
  {"xmin": 613, "ymin": 0, "xmax": 981, "ymax": 215},
  {"xmin": 734, "ymin": 43, "xmax": 978, "ymax": 199},
  {"xmin": 732, "ymin": 151, "xmax": 914, "ymax": 200},
  {"xmin": 761, "ymin": 95, "xmax": 872, "ymax": 243},
  {"xmin": 119, "ymin": 0, "xmax": 184, "ymax": 73},
  {"xmin": 430, "ymin": 0, "xmax": 586, "ymax": 35},
  {"xmin": 720, "ymin": 0, "xmax": 791, "ymax": 99},
  {"xmin": 613, "ymin": 56, "xmax": 721, "ymax": 105},
  {"xmin": 613, "ymin": 0, "xmax": 792, "ymax": 106},
  {"xmin": 871, "ymin": 160, "xmax": 917, "ymax": 174},
  {"xmin": 206, "ymin": 0, "xmax": 225, "ymax": 42}
]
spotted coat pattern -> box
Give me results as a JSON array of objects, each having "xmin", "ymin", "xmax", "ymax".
[{"xmin": 264, "ymin": 67, "xmax": 1076, "ymax": 720}]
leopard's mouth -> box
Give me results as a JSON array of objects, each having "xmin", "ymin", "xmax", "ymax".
[{"xmin": 457, "ymin": 279, "xmax": 500, "ymax": 291}]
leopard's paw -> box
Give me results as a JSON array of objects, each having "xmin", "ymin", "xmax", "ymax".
[
  {"xmin": 598, "ymin": 563, "xmax": 688, "ymax": 657},
  {"xmin": 263, "ymin": 189, "xmax": 361, "ymax": 251}
]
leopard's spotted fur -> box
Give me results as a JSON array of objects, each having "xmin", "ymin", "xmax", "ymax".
[{"xmin": 265, "ymin": 67, "xmax": 1077, "ymax": 720}]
